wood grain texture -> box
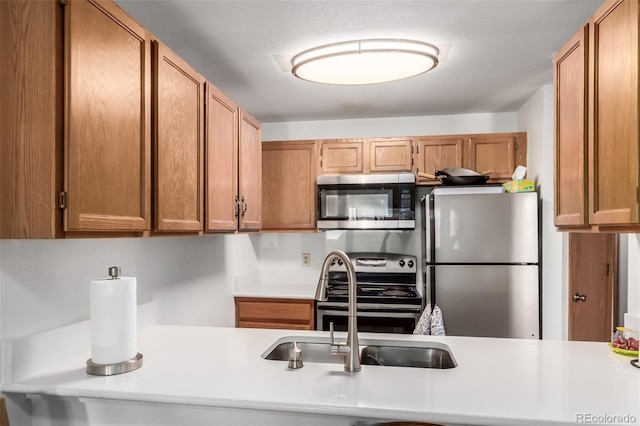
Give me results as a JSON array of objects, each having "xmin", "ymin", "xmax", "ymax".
[
  {"xmin": 153, "ymin": 40, "xmax": 204, "ymax": 232},
  {"xmin": 554, "ymin": 25, "xmax": 588, "ymax": 227},
  {"xmin": 568, "ymin": 233, "xmax": 617, "ymax": 341},
  {"xmin": 589, "ymin": 0, "xmax": 638, "ymax": 225},
  {"xmin": 415, "ymin": 137, "xmax": 464, "ymax": 180},
  {"xmin": 262, "ymin": 141, "xmax": 316, "ymax": 230},
  {"xmin": 1, "ymin": 0, "xmax": 63, "ymax": 238},
  {"xmin": 64, "ymin": 0, "xmax": 151, "ymax": 231},
  {"xmin": 368, "ymin": 138, "xmax": 413, "ymax": 172},
  {"xmin": 204, "ymin": 81, "xmax": 239, "ymax": 232},
  {"xmin": 319, "ymin": 140, "xmax": 365, "ymax": 174},
  {"xmin": 0, "ymin": 397, "xmax": 8, "ymax": 426},
  {"xmin": 235, "ymin": 298, "xmax": 314, "ymax": 330},
  {"xmin": 466, "ymin": 135, "xmax": 516, "ymax": 180},
  {"xmin": 238, "ymin": 109, "xmax": 262, "ymax": 231}
]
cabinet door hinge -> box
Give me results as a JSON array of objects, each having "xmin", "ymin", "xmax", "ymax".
[
  {"xmin": 514, "ymin": 142, "xmax": 519, "ymax": 150},
  {"xmin": 58, "ymin": 191, "xmax": 67, "ymax": 209}
]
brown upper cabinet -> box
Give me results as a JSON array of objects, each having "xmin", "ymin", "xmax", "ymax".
[
  {"xmin": 65, "ymin": 0, "xmax": 152, "ymax": 232},
  {"xmin": 205, "ymin": 82, "xmax": 262, "ymax": 232},
  {"xmin": 238, "ymin": 110, "xmax": 263, "ymax": 231},
  {"xmin": 589, "ymin": 0, "xmax": 639, "ymax": 226},
  {"xmin": 415, "ymin": 133, "xmax": 526, "ymax": 184},
  {"xmin": 318, "ymin": 138, "xmax": 413, "ymax": 174},
  {"xmin": 554, "ymin": 0, "xmax": 640, "ymax": 231},
  {"xmin": 554, "ymin": 25, "xmax": 589, "ymax": 227},
  {"xmin": 262, "ymin": 141, "xmax": 317, "ymax": 231},
  {"xmin": 415, "ymin": 137, "xmax": 464, "ymax": 182},
  {"xmin": 152, "ymin": 40, "xmax": 205, "ymax": 233},
  {"xmin": 1, "ymin": 0, "xmax": 152, "ymax": 238}
]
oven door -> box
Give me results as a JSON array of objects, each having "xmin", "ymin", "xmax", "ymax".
[{"xmin": 316, "ymin": 308, "xmax": 419, "ymax": 334}]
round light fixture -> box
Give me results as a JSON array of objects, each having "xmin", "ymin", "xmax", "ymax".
[{"xmin": 291, "ymin": 39, "xmax": 439, "ymax": 85}]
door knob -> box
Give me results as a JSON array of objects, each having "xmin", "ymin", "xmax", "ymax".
[{"xmin": 573, "ymin": 292, "xmax": 587, "ymax": 302}]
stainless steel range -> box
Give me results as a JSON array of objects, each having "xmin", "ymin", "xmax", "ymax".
[{"xmin": 315, "ymin": 252, "xmax": 422, "ymax": 334}]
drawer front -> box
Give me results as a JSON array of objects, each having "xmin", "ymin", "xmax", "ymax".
[{"xmin": 235, "ymin": 298, "xmax": 314, "ymax": 328}]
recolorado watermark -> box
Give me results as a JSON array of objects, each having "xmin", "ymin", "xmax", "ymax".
[{"xmin": 576, "ymin": 413, "xmax": 637, "ymax": 424}]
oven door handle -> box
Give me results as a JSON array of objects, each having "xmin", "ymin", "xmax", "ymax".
[{"xmin": 317, "ymin": 309, "xmax": 419, "ymax": 318}]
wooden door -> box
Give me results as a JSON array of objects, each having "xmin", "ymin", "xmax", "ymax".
[
  {"xmin": 153, "ymin": 41, "xmax": 204, "ymax": 232},
  {"xmin": 238, "ymin": 109, "xmax": 262, "ymax": 231},
  {"xmin": 568, "ymin": 233, "xmax": 618, "ymax": 342},
  {"xmin": 262, "ymin": 141, "xmax": 317, "ymax": 230},
  {"xmin": 466, "ymin": 135, "xmax": 517, "ymax": 180},
  {"xmin": 1, "ymin": 0, "xmax": 63, "ymax": 238},
  {"xmin": 554, "ymin": 25, "xmax": 589, "ymax": 227},
  {"xmin": 415, "ymin": 137, "xmax": 464, "ymax": 182},
  {"xmin": 64, "ymin": 0, "xmax": 151, "ymax": 231},
  {"xmin": 204, "ymin": 82, "xmax": 239, "ymax": 232},
  {"xmin": 368, "ymin": 139, "xmax": 413, "ymax": 172},
  {"xmin": 319, "ymin": 140, "xmax": 365, "ymax": 174},
  {"xmin": 588, "ymin": 0, "xmax": 639, "ymax": 225}
]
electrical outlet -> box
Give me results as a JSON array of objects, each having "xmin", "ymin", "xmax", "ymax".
[{"xmin": 302, "ymin": 253, "xmax": 310, "ymax": 267}]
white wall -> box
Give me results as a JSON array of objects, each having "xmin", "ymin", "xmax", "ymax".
[
  {"xmin": 262, "ymin": 112, "xmax": 517, "ymax": 141},
  {"xmin": 0, "ymin": 235, "xmax": 256, "ymax": 343},
  {"xmin": 516, "ymin": 84, "xmax": 567, "ymax": 340}
]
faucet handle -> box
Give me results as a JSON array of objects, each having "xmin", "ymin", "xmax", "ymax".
[{"xmin": 329, "ymin": 322, "xmax": 338, "ymax": 345}]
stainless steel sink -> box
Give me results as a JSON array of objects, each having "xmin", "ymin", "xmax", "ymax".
[{"xmin": 262, "ymin": 336, "xmax": 457, "ymax": 369}]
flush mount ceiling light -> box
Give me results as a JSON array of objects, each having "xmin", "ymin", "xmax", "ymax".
[{"xmin": 291, "ymin": 39, "xmax": 439, "ymax": 85}]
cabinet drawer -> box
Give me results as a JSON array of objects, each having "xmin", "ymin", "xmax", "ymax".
[{"xmin": 235, "ymin": 298, "xmax": 314, "ymax": 329}]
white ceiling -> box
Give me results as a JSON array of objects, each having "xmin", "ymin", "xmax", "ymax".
[{"xmin": 115, "ymin": 0, "xmax": 603, "ymax": 123}]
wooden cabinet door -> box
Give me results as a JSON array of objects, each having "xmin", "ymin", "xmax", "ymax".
[
  {"xmin": 205, "ymin": 82, "xmax": 239, "ymax": 232},
  {"xmin": 153, "ymin": 41, "xmax": 204, "ymax": 232},
  {"xmin": 588, "ymin": 0, "xmax": 639, "ymax": 225},
  {"xmin": 554, "ymin": 26, "xmax": 589, "ymax": 227},
  {"xmin": 466, "ymin": 135, "xmax": 518, "ymax": 180},
  {"xmin": 1, "ymin": 0, "xmax": 63, "ymax": 238},
  {"xmin": 415, "ymin": 137, "xmax": 464, "ymax": 181},
  {"xmin": 64, "ymin": 0, "xmax": 151, "ymax": 232},
  {"xmin": 368, "ymin": 139, "xmax": 413, "ymax": 172},
  {"xmin": 262, "ymin": 141, "xmax": 316, "ymax": 230},
  {"xmin": 319, "ymin": 140, "xmax": 365, "ymax": 174},
  {"xmin": 238, "ymin": 109, "xmax": 262, "ymax": 231}
]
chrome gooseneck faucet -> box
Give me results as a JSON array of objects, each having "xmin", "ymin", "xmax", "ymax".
[{"xmin": 315, "ymin": 250, "xmax": 361, "ymax": 372}]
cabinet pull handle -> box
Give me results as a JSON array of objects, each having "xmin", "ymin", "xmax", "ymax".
[
  {"xmin": 234, "ymin": 196, "xmax": 240, "ymax": 218},
  {"xmin": 241, "ymin": 196, "xmax": 248, "ymax": 217}
]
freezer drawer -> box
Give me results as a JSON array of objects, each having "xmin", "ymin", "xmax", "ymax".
[
  {"xmin": 428, "ymin": 191, "xmax": 538, "ymax": 264},
  {"xmin": 429, "ymin": 265, "xmax": 539, "ymax": 339}
]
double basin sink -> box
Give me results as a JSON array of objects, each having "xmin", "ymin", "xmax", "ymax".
[{"xmin": 262, "ymin": 335, "xmax": 457, "ymax": 369}]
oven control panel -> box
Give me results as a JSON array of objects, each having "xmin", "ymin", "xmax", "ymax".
[{"xmin": 328, "ymin": 252, "xmax": 417, "ymax": 274}]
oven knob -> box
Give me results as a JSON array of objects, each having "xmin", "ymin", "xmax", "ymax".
[
  {"xmin": 408, "ymin": 260, "xmax": 414, "ymax": 268},
  {"xmin": 337, "ymin": 259, "xmax": 343, "ymax": 266},
  {"xmin": 331, "ymin": 259, "xmax": 336, "ymax": 266},
  {"xmin": 399, "ymin": 259, "xmax": 405, "ymax": 267}
]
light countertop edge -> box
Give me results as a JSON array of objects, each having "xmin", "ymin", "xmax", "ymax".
[{"xmin": 2, "ymin": 325, "xmax": 639, "ymax": 426}]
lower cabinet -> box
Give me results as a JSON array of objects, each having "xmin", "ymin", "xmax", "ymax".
[{"xmin": 235, "ymin": 298, "xmax": 315, "ymax": 330}]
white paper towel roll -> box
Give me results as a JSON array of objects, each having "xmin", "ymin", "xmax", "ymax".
[{"xmin": 90, "ymin": 276, "xmax": 137, "ymax": 364}]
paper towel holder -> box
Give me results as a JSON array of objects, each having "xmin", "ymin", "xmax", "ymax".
[
  {"xmin": 86, "ymin": 352, "xmax": 143, "ymax": 376},
  {"xmin": 86, "ymin": 266, "xmax": 143, "ymax": 376}
]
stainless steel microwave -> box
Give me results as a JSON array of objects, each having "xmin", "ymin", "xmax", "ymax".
[{"xmin": 316, "ymin": 173, "xmax": 416, "ymax": 230}]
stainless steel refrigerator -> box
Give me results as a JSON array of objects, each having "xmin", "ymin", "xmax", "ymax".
[{"xmin": 422, "ymin": 186, "xmax": 540, "ymax": 339}]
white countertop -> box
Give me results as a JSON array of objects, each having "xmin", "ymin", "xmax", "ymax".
[{"xmin": 3, "ymin": 325, "xmax": 639, "ymax": 426}]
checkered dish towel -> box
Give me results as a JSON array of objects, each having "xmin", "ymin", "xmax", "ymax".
[{"xmin": 413, "ymin": 304, "xmax": 446, "ymax": 336}]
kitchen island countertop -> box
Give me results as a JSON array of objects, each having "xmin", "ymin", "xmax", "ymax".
[{"xmin": 2, "ymin": 325, "xmax": 639, "ymax": 426}]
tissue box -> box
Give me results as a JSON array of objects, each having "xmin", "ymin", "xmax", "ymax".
[{"xmin": 502, "ymin": 179, "xmax": 535, "ymax": 193}]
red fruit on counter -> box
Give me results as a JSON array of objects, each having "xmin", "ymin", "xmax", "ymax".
[{"xmin": 628, "ymin": 337, "xmax": 639, "ymax": 351}]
